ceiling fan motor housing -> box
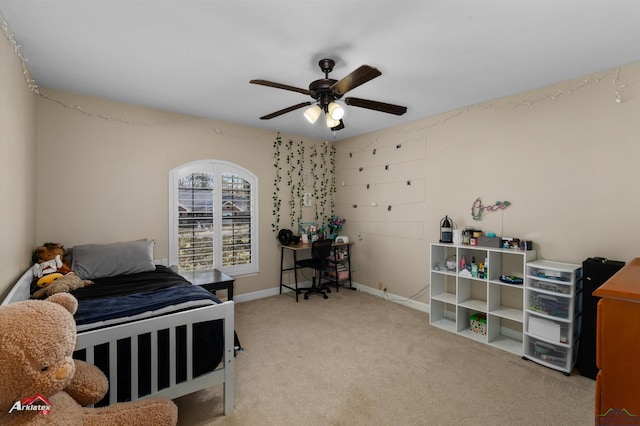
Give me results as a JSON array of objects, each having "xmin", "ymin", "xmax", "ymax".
[
  {"xmin": 309, "ymin": 58, "xmax": 341, "ymax": 106},
  {"xmin": 309, "ymin": 79, "xmax": 340, "ymax": 105}
]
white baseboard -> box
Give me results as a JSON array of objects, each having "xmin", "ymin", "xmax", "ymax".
[
  {"xmin": 232, "ymin": 279, "xmax": 308, "ymax": 303},
  {"xmin": 351, "ymin": 282, "xmax": 430, "ymax": 313},
  {"xmin": 234, "ymin": 281, "xmax": 430, "ymax": 314},
  {"xmin": 233, "ymin": 286, "xmax": 282, "ymax": 303}
]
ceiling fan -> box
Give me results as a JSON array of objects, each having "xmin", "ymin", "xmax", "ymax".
[{"xmin": 250, "ymin": 58, "xmax": 407, "ymax": 131}]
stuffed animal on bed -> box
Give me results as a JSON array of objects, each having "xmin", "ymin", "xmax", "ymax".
[
  {"xmin": 31, "ymin": 273, "xmax": 94, "ymax": 299},
  {"xmin": 0, "ymin": 293, "xmax": 178, "ymax": 426},
  {"xmin": 30, "ymin": 243, "xmax": 93, "ymax": 299},
  {"xmin": 31, "ymin": 243, "xmax": 73, "ymax": 287}
]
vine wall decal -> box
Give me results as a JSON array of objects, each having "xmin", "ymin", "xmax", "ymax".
[{"xmin": 272, "ymin": 133, "xmax": 336, "ymax": 234}]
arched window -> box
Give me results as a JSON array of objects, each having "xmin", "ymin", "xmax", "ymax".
[{"xmin": 169, "ymin": 160, "xmax": 258, "ymax": 275}]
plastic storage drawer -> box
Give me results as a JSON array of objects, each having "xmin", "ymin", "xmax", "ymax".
[
  {"xmin": 528, "ymin": 266, "xmax": 574, "ymax": 283},
  {"xmin": 527, "ymin": 290, "xmax": 570, "ymax": 319},
  {"xmin": 527, "ymin": 315, "xmax": 570, "ymax": 344},
  {"xmin": 528, "ymin": 279, "xmax": 572, "ymax": 295},
  {"xmin": 526, "ymin": 336, "xmax": 570, "ymax": 368}
]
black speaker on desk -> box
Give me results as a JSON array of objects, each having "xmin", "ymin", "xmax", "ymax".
[{"xmin": 577, "ymin": 257, "xmax": 625, "ymax": 379}]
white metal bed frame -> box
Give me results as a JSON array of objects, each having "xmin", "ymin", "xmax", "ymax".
[{"xmin": 2, "ymin": 268, "xmax": 235, "ymax": 415}]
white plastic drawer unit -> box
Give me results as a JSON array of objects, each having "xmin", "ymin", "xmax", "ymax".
[{"xmin": 524, "ymin": 259, "xmax": 582, "ymax": 374}]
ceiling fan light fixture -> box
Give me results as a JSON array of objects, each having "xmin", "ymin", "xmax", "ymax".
[
  {"xmin": 325, "ymin": 113, "xmax": 340, "ymax": 128},
  {"xmin": 304, "ymin": 104, "xmax": 322, "ymax": 123},
  {"xmin": 328, "ymin": 101, "xmax": 345, "ymax": 120}
]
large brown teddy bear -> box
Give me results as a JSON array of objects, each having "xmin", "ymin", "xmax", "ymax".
[{"xmin": 0, "ymin": 293, "xmax": 178, "ymax": 425}]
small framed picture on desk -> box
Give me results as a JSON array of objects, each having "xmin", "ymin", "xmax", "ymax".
[{"xmin": 298, "ymin": 222, "xmax": 317, "ymax": 235}]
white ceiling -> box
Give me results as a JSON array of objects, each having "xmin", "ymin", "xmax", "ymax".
[{"xmin": 2, "ymin": 1, "xmax": 640, "ymax": 141}]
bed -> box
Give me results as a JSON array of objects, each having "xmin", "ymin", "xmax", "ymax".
[{"xmin": 1, "ymin": 240, "xmax": 235, "ymax": 415}]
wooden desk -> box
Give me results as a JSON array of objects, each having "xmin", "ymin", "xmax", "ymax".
[
  {"xmin": 279, "ymin": 241, "xmax": 353, "ymax": 302},
  {"xmin": 593, "ymin": 258, "xmax": 640, "ymax": 424},
  {"xmin": 180, "ymin": 268, "xmax": 235, "ymax": 300}
]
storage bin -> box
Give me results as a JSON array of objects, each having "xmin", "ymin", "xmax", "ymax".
[
  {"xmin": 477, "ymin": 236, "xmax": 501, "ymax": 248},
  {"xmin": 470, "ymin": 313, "xmax": 487, "ymax": 335}
]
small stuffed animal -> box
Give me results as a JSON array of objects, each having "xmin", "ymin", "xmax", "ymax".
[
  {"xmin": 0, "ymin": 293, "xmax": 178, "ymax": 425},
  {"xmin": 31, "ymin": 243, "xmax": 73, "ymax": 288},
  {"xmin": 30, "ymin": 243, "xmax": 93, "ymax": 298}
]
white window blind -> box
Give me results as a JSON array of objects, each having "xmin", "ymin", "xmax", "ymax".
[
  {"xmin": 178, "ymin": 172, "xmax": 214, "ymax": 270},
  {"xmin": 170, "ymin": 160, "xmax": 258, "ymax": 275},
  {"xmin": 220, "ymin": 174, "xmax": 252, "ymax": 267}
]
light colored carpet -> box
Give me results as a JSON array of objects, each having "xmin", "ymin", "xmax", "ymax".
[{"xmin": 174, "ymin": 289, "xmax": 595, "ymax": 425}]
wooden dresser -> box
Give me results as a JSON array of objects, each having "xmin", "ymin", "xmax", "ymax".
[{"xmin": 593, "ymin": 258, "xmax": 640, "ymax": 424}]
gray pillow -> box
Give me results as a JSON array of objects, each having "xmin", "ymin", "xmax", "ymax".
[{"xmin": 71, "ymin": 240, "xmax": 156, "ymax": 279}]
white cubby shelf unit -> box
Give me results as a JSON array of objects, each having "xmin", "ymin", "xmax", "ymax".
[{"xmin": 429, "ymin": 242, "xmax": 537, "ymax": 355}]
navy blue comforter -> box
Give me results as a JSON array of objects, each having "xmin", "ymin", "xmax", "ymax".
[
  {"xmin": 71, "ymin": 265, "xmax": 221, "ymax": 325},
  {"xmin": 74, "ymin": 284, "xmax": 220, "ymax": 325}
]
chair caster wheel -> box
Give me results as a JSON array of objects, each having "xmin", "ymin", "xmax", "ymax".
[
  {"xmin": 326, "ymin": 288, "xmax": 332, "ymax": 293},
  {"xmin": 323, "ymin": 295, "xmax": 328, "ymax": 299},
  {"xmin": 304, "ymin": 295, "xmax": 309, "ymax": 300}
]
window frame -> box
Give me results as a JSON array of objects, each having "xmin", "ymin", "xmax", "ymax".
[{"xmin": 169, "ymin": 159, "xmax": 259, "ymax": 276}]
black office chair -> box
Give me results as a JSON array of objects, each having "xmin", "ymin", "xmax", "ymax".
[{"xmin": 295, "ymin": 238, "xmax": 333, "ymax": 300}]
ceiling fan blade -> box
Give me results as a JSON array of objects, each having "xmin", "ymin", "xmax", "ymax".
[
  {"xmin": 250, "ymin": 79, "xmax": 313, "ymax": 96},
  {"xmin": 331, "ymin": 65, "xmax": 382, "ymax": 96},
  {"xmin": 345, "ymin": 97, "xmax": 407, "ymax": 115},
  {"xmin": 259, "ymin": 102, "xmax": 312, "ymax": 120},
  {"xmin": 330, "ymin": 119, "xmax": 345, "ymax": 131}
]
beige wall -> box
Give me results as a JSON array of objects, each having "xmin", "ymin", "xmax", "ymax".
[
  {"xmin": 0, "ymin": 30, "xmax": 37, "ymax": 299},
  {"xmin": 337, "ymin": 62, "xmax": 640, "ymax": 301},
  {"xmin": 35, "ymin": 90, "xmax": 324, "ymax": 296},
  {"xmin": 4, "ymin": 32, "xmax": 639, "ymax": 302}
]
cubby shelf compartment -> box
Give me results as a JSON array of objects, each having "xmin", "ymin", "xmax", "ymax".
[
  {"xmin": 429, "ymin": 299, "xmax": 457, "ymax": 333},
  {"xmin": 429, "ymin": 242, "xmax": 536, "ymax": 356}
]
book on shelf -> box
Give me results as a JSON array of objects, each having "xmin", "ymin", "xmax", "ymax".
[
  {"xmin": 326, "ymin": 264, "xmax": 343, "ymax": 270},
  {"xmin": 324, "ymin": 270, "xmax": 350, "ymax": 280}
]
